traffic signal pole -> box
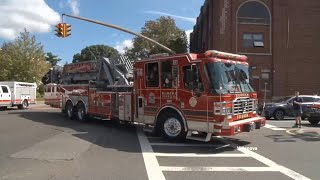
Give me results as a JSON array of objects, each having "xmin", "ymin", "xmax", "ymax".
[{"xmin": 61, "ymin": 13, "xmax": 176, "ymax": 55}]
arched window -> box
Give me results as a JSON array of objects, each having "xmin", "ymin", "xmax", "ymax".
[{"xmin": 238, "ymin": 1, "xmax": 270, "ymax": 24}]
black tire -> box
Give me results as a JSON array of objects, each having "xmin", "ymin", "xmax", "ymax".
[
  {"xmin": 159, "ymin": 112, "xmax": 187, "ymax": 142},
  {"xmin": 18, "ymin": 100, "xmax": 28, "ymax": 109},
  {"xmin": 308, "ymin": 119, "xmax": 320, "ymax": 125},
  {"xmin": 75, "ymin": 102, "xmax": 88, "ymax": 122},
  {"xmin": 0, "ymin": 106, "xmax": 7, "ymax": 111},
  {"xmin": 65, "ymin": 101, "xmax": 74, "ymax": 120},
  {"xmin": 274, "ymin": 109, "xmax": 284, "ymax": 120}
]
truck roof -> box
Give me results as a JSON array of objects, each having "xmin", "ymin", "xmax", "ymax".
[
  {"xmin": 0, "ymin": 81, "xmax": 37, "ymax": 87},
  {"xmin": 135, "ymin": 50, "xmax": 248, "ymax": 64}
]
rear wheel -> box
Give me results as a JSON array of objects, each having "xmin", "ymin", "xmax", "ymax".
[
  {"xmin": 159, "ymin": 113, "xmax": 186, "ymax": 142},
  {"xmin": 65, "ymin": 101, "xmax": 74, "ymax": 120},
  {"xmin": 75, "ymin": 102, "xmax": 88, "ymax": 122},
  {"xmin": 18, "ymin": 100, "xmax": 28, "ymax": 109},
  {"xmin": 0, "ymin": 106, "xmax": 7, "ymax": 111},
  {"xmin": 308, "ymin": 119, "xmax": 320, "ymax": 125},
  {"xmin": 274, "ymin": 109, "xmax": 284, "ymax": 120}
]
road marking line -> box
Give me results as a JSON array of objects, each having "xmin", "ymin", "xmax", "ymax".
[
  {"xmin": 264, "ymin": 124, "xmax": 287, "ymax": 131},
  {"xmin": 149, "ymin": 142, "xmax": 224, "ymax": 147},
  {"xmin": 137, "ymin": 128, "xmax": 166, "ymax": 180},
  {"xmin": 218, "ymin": 137, "xmax": 311, "ymax": 180},
  {"xmin": 147, "ymin": 136, "xmax": 162, "ymax": 139},
  {"xmin": 160, "ymin": 166, "xmax": 278, "ymax": 172},
  {"xmin": 286, "ymin": 129, "xmax": 300, "ymax": 136},
  {"xmin": 154, "ymin": 153, "xmax": 249, "ymax": 157}
]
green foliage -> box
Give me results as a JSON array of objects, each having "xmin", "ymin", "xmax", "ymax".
[
  {"xmin": 72, "ymin": 44, "xmax": 119, "ymax": 63},
  {"xmin": 125, "ymin": 16, "xmax": 188, "ymax": 59},
  {"xmin": 0, "ymin": 29, "xmax": 50, "ymax": 84},
  {"xmin": 45, "ymin": 52, "xmax": 61, "ymax": 66}
]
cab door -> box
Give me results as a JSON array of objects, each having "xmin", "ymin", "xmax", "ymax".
[
  {"xmin": 0, "ymin": 86, "xmax": 11, "ymax": 106},
  {"xmin": 182, "ymin": 64, "xmax": 209, "ymax": 132}
]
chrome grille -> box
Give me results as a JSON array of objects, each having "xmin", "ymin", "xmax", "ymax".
[{"xmin": 233, "ymin": 98, "xmax": 255, "ymax": 115}]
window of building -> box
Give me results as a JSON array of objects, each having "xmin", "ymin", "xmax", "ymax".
[
  {"xmin": 237, "ymin": 1, "xmax": 270, "ymax": 25},
  {"xmin": 243, "ymin": 33, "xmax": 264, "ymax": 48},
  {"xmin": 145, "ymin": 62, "xmax": 159, "ymax": 87}
]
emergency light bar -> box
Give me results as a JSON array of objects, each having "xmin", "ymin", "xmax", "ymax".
[{"xmin": 204, "ymin": 50, "xmax": 247, "ymax": 61}]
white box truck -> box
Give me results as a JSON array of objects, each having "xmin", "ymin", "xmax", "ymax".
[{"xmin": 0, "ymin": 81, "xmax": 37, "ymax": 110}]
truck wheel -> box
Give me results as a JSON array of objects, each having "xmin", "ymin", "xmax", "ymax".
[
  {"xmin": 65, "ymin": 101, "xmax": 74, "ymax": 120},
  {"xmin": 274, "ymin": 109, "xmax": 284, "ymax": 120},
  {"xmin": 159, "ymin": 113, "xmax": 186, "ymax": 142},
  {"xmin": 308, "ymin": 119, "xmax": 320, "ymax": 125},
  {"xmin": 18, "ymin": 100, "xmax": 28, "ymax": 109},
  {"xmin": 0, "ymin": 106, "xmax": 7, "ymax": 111},
  {"xmin": 76, "ymin": 102, "xmax": 88, "ymax": 122}
]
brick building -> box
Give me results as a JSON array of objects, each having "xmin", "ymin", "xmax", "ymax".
[{"xmin": 190, "ymin": 0, "xmax": 320, "ymax": 101}]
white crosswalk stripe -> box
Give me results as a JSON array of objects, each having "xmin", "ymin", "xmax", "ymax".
[
  {"xmin": 264, "ymin": 124, "xmax": 287, "ymax": 130},
  {"xmin": 137, "ymin": 127, "xmax": 311, "ymax": 180}
]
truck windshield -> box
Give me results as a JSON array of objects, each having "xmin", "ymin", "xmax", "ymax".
[{"xmin": 205, "ymin": 62, "xmax": 254, "ymax": 94}]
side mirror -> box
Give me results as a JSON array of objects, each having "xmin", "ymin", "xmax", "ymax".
[{"xmin": 195, "ymin": 89, "xmax": 202, "ymax": 97}]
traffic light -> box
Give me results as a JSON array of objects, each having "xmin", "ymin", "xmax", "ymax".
[
  {"xmin": 64, "ymin": 24, "xmax": 71, "ymax": 37},
  {"xmin": 55, "ymin": 23, "xmax": 65, "ymax": 37}
]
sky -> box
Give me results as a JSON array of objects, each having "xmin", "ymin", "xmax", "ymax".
[{"xmin": 0, "ymin": 0, "xmax": 204, "ymax": 65}]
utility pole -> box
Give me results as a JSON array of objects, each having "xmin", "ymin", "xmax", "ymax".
[
  {"xmin": 60, "ymin": 13, "xmax": 176, "ymax": 55},
  {"xmin": 262, "ymin": 82, "xmax": 268, "ymax": 116}
]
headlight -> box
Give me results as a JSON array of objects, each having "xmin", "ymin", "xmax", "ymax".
[{"xmin": 214, "ymin": 102, "xmax": 232, "ymax": 115}]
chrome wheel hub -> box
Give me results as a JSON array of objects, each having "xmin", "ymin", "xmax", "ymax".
[{"xmin": 164, "ymin": 118, "xmax": 182, "ymax": 137}]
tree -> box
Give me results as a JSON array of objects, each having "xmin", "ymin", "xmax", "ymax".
[
  {"xmin": 72, "ymin": 45, "xmax": 119, "ymax": 63},
  {"xmin": 125, "ymin": 16, "xmax": 188, "ymax": 59},
  {"xmin": 0, "ymin": 29, "xmax": 50, "ymax": 84},
  {"xmin": 45, "ymin": 52, "xmax": 61, "ymax": 66}
]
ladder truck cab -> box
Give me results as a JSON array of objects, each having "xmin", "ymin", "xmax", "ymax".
[{"xmin": 44, "ymin": 50, "xmax": 266, "ymax": 142}]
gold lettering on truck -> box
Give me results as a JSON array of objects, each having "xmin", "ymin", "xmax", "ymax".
[{"xmin": 237, "ymin": 113, "xmax": 249, "ymax": 119}]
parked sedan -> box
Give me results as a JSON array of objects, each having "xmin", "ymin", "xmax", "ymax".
[
  {"xmin": 258, "ymin": 95, "xmax": 320, "ymax": 120},
  {"xmin": 304, "ymin": 102, "xmax": 320, "ymax": 125}
]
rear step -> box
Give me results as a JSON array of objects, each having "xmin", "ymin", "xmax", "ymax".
[
  {"xmin": 186, "ymin": 131, "xmax": 212, "ymax": 142},
  {"xmin": 143, "ymin": 125, "xmax": 155, "ymax": 133}
]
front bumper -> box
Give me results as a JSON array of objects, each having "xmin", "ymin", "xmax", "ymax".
[
  {"xmin": 305, "ymin": 112, "xmax": 320, "ymax": 118},
  {"xmin": 215, "ymin": 116, "xmax": 266, "ymax": 136}
]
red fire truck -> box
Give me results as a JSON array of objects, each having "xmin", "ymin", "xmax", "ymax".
[{"xmin": 44, "ymin": 50, "xmax": 266, "ymax": 142}]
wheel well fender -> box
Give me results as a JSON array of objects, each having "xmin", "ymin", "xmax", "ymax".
[
  {"xmin": 65, "ymin": 99, "xmax": 74, "ymax": 110},
  {"xmin": 155, "ymin": 106, "xmax": 187, "ymax": 132}
]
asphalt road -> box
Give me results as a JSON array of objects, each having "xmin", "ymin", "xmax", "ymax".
[{"xmin": 0, "ymin": 104, "xmax": 319, "ymax": 180}]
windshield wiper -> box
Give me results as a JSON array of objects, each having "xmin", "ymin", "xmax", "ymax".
[
  {"xmin": 235, "ymin": 66, "xmax": 254, "ymax": 92},
  {"xmin": 220, "ymin": 64, "xmax": 238, "ymax": 94}
]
